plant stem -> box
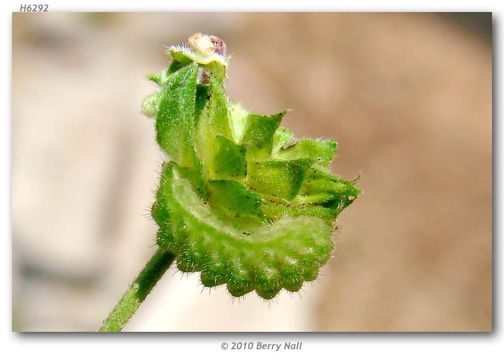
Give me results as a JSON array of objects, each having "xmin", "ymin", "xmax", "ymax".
[{"xmin": 99, "ymin": 248, "xmax": 175, "ymax": 332}]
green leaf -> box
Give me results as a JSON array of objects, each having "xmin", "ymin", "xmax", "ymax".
[
  {"xmin": 156, "ymin": 63, "xmax": 198, "ymax": 168},
  {"xmin": 276, "ymin": 139, "xmax": 338, "ymax": 166},
  {"xmin": 298, "ymin": 167, "xmax": 360, "ymax": 212},
  {"xmin": 194, "ymin": 76, "xmax": 233, "ymax": 180},
  {"xmin": 211, "ymin": 135, "xmax": 247, "ymax": 179},
  {"xmin": 261, "ymin": 201, "xmax": 338, "ymax": 222},
  {"xmin": 247, "ymin": 159, "xmax": 313, "ymax": 201},
  {"xmin": 207, "ymin": 179, "xmax": 267, "ymax": 226},
  {"xmin": 241, "ymin": 112, "xmax": 285, "ymax": 159},
  {"xmin": 204, "ymin": 77, "xmax": 232, "ymax": 137}
]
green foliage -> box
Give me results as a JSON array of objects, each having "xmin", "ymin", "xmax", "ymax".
[{"xmin": 144, "ymin": 35, "xmax": 360, "ymax": 299}]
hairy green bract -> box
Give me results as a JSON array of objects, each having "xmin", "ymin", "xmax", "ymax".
[{"xmin": 142, "ymin": 33, "xmax": 360, "ymax": 299}]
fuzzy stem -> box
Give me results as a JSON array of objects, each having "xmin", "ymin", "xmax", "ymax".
[{"xmin": 99, "ymin": 248, "xmax": 175, "ymax": 332}]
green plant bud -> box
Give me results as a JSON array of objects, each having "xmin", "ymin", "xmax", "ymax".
[{"xmin": 144, "ymin": 33, "xmax": 360, "ymax": 299}]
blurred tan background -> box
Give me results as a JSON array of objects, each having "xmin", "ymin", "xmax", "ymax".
[{"xmin": 12, "ymin": 12, "xmax": 492, "ymax": 332}]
